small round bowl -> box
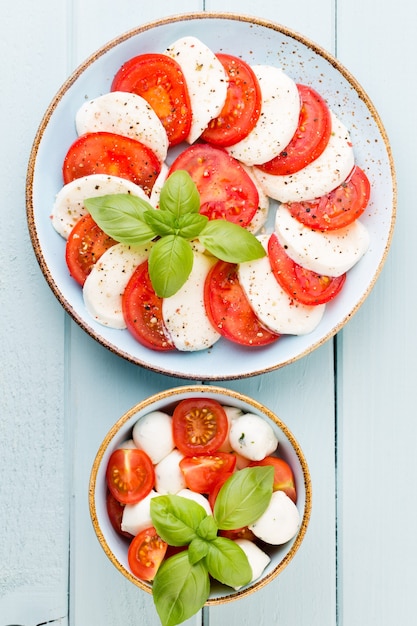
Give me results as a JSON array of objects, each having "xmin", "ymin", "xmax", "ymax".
[{"xmin": 89, "ymin": 385, "xmax": 312, "ymax": 604}]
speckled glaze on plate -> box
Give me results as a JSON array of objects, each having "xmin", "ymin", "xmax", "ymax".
[{"xmin": 26, "ymin": 12, "xmax": 396, "ymax": 380}]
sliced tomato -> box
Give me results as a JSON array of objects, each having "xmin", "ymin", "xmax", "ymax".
[
  {"xmin": 268, "ymin": 233, "xmax": 346, "ymax": 305},
  {"xmin": 106, "ymin": 448, "xmax": 155, "ymax": 505},
  {"xmin": 204, "ymin": 260, "xmax": 280, "ymax": 346},
  {"xmin": 105, "ymin": 490, "xmax": 133, "ymax": 539},
  {"xmin": 179, "ymin": 453, "xmax": 237, "ymax": 494},
  {"xmin": 249, "ymin": 456, "xmax": 297, "ymax": 503},
  {"xmin": 257, "ymin": 84, "xmax": 331, "ymax": 175},
  {"xmin": 201, "ymin": 53, "xmax": 261, "ymax": 147},
  {"xmin": 219, "ymin": 527, "xmax": 256, "ymax": 541},
  {"xmin": 172, "ymin": 398, "xmax": 229, "ymax": 455},
  {"xmin": 168, "ymin": 144, "xmax": 259, "ymax": 227},
  {"xmin": 122, "ymin": 260, "xmax": 175, "ymax": 352},
  {"xmin": 127, "ymin": 526, "xmax": 168, "ymax": 581},
  {"xmin": 62, "ymin": 131, "xmax": 161, "ymax": 195},
  {"xmin": 287, "ymin": 166, "xmax": 371, "ymax": 230},
  {"xmin": 111, "ymin": 53, "xmax": 192, "ymax": 146},
  {"xmin": 65, "ymin": 213, "xmax": 116, "ymax": 286}
]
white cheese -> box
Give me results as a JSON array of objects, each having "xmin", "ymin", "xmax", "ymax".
[
  {"xmin": 121, "ymin": 489, "xmax": 158, "ymax": 536},
  {"xmin": 75, "ymin": 91, "xmax": 168, "ymax": 163},
  {"xmin": 132, "ymin": 411, "xmax": 174, "ymax": 464},
  {"xmin": 233, "ymin": 539, "xmax": 271, "ymax": 588},
  {"xmin": 274, "ymin": 205, "xmax": 370, "ymax": 277},
  {"xmin": 249, "ymin": 490, "xmax": 301, "ymax": 545},
  {"xmin": 154, "ymin": 449, "xmax": 186, "ymax": 494},
  {"xmin": 165, "ymin": 36, "xmax": 228, "ymax": 144},
  {"xmin": 228, "ymin": 412, "xmax": 278, "ymax": 461},
  {"xmin": 226, "ymin": 64, "xmax": 300, "ymax": 166},
  {"xmin": 176, "ymin": 489, "xmax": 213, "ymax": 516}
]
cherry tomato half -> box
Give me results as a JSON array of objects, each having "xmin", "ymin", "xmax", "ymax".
[
  {"xmin": 106, "ymin": 448, "xmax": 155, "ymax": 505},
  {"xmin": 105, "ymin": 490, "xmax": 133, "ymax": 539},
  {"xmin": 111, "ymin": 53, "xmax": 192, "ymax": 146},
  {"xmin": 204, "ymin": 260, "xmax": 280, "ymax": 346},
  {"xmin": 180, "ymin": 453, "xmax": 237, "ymax": 493},
  {"xmin": 287, "ymin": 166, "xmax": 371, "ymax": 231},
  {"xmin": 127, "ymin": 526, "xmax": 168, "ymax": 581},
  {"xmin": 268, "ymin": 233, "xmax": 346, "ymax": 306},
  {"xmin": 122, "ymin": 260, "xmax": 175, "ymax": 352},
  {"xmin": 168, "ymin": 144, "xmax": 259, "ymax": 227},
  {"xmin": 201, "ymin": 53, "xmax": 261, "ymax": 147},
  {"xmin": 257, "ymin": 84, "xmax": 332, "ymax": 175},
  {"xmin": 65, "ymin": 213, "xmax": 116, "ymax": 286},
  {"xmin": 63, "ymin": 131, "xmax": 161, "ymax": 195},
  {"xmin": 249, "ymin": 456, "xmax": 297, "ymax": 503},
  {"xmin": 172, "ymin": 398, "xmax": 229, "ymax": 455}
]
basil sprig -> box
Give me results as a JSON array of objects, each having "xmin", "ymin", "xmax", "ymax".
[
  {"xmin": 150, "ymin": 465, "xmax": 274, "ymax": 626},
  {"xmin": 84, "ymin": 170, "xmax": 266, "ymax": 298}
]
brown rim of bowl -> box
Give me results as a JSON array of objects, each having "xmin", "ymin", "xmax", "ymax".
[
  {"xmin": 88, "ymin": 384, "xmax": 313, "ymax": 603},
  {"xmin": 26, "ymin": 11, "xmax": 396, "ymax": 380}
]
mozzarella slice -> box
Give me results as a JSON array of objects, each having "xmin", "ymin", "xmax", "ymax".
[
  {"xmin": 241, "ymin": 165, "xmax": 270, "ymax": 234},
  {"xmin": 253, "ymin": 111, "xmax": 355, "ymax": 202},
  {"xmin": 274, "ymin": 205, "xmax": 370, "ymax": 276},
  {"xmin": 226, "ymin": 65, "xmax": 300, "ymax": 166},
  {"xmin": 165, "ymin": 36, "xmax": 228, "ymax": 144},
  {"xmin": 51, "ymin": 174, "xmax": 149, "ymax": 239},
  {"xmin": 75, "ymin": 91, "xmax": 168, "ymax": 163},
  {"xmin": 83, "ymin": 242, "xmax": 152, "ymax": 328},
  {"xmin": 162, "ymin": 251, "xmax": 221, "ymax": 351},
  {"xmin": 149, "ymin": 162, "xmax": 169, "ymax": 209},
  {"xmin": 238, "ymin": 235, "xmax": 325, "ymax": 335}
]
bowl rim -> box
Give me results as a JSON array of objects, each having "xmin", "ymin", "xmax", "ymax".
[
  {"xmin": 26, "ymin": 10, "xmax": 396, "ymax": 381},
  {"xmin": 88, "ymin": 384, "xmax": 313, "ymax": 604}
]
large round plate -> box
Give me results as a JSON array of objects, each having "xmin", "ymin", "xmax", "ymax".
[{"xmin": 26, "ymin": 12, "xmax": 396, "ymax": 380}]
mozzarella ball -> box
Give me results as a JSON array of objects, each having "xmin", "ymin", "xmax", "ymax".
[
  {"xmin": 154, "ymin": 449, "xmax": 186, "ymax": 494},
  {"xmin": 229, "ymin": 413, "xmax": 278, "ymax": 461},
  {"xmin": 233, "ymin": 539, "xmax": 271, "ymax": 588},
  {"xmin": 176, "ymin": 489, "xmax": 213, "ymax": 516},
  {"xmin": 121, "ymin": 489, "xmax": 157, "ymax": 536},
  {"xmin": 249, "ymin": 491, "xmax": 300, "ymax": 545},
  {"xmin": 132, "ymin": 411, "xmax": 174, "ymax": 464}
]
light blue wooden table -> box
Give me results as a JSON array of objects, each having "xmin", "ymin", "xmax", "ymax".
[{"xmin": 1, "ymin": 1, "xmax": 413, "ymax": 625}]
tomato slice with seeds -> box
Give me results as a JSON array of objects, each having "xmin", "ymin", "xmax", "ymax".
[
  {"xmin": 268, "ymin": 232, "xmax": 346, "ymax": 305},
  {"xmin": 172, "ymin": 398, "xmax": 229, "ymax": 456},
  {"xmin": 287, "ymin": 166, "xmax": 371, "ymax": 230},
  {"xmin": 168, "ymin": 144, "xmax": 259, "ymax": 227},
  {"xmin": 122, "ymin": 260, "xmax": 175, "ymax": 352},
  {"xmin": 204, "ymin": 260, "xmax": 280, "ymax": 346},
  {"xmin": 106, "ymin": 448, "xmax": 155, "ymax": 505},
  {"xmin": 201, "ymin": 53, "xmax": 261, "ymax": 147},
  {"xmin": 111, "ymin": 53, "xmax": 192, "ymax": 146},
  {"xmin": 179, "ymin": 453, "xmax": 237, "ymax": 494},
  {"xmin": 257, "ymin": 84, "xmax": 331, "ymax": 175},
  {"xmin": 249, "ymin": 456, "xmax": 297, "ymax": 503},
  {"xmin": 127, "ymin": 526, "xmax": 168, "ymax": 581},
  {"xmin": 63, "ymin": 131, "xmax": 161, "ymax": 195},
  {"xmin": 65, "ymin": 213, "xmax": 116, "ymax": 286}
]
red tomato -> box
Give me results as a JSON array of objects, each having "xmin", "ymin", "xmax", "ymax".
[
  {"xmin": 106, "ymin": 448, "xmax": 155, "ymax": 505},
  {"xmin": 219, "ymin": 527, "xmax": 256, "ymax": 541},
  {"xmin": 257, "ymin": 84, "xmax": 332, "ymax": 175},
  {"xmin": 179, "ymin": 453, "xmax": 237, "ymax": 494},
  {"xmin": 249, "ymin": 456, "xmax": 297, "ymax": 503},
  {"xmin": 287, "ymin": 166, "xmax": 371, "ymax": 230},
  {"xmin": 268, "ymin": 233, "xmax": 346, "ymax": 305},
  {"xmin": 65, "ymin": 213, "xmax": 116, "ymax": 286},
  {"xmin": 168, "ymin": 144, "xmax": 259, "ymax": 227},
  {"xmin": 204, "ymin": 260, "xmax": 280, "ymax": 346},
  {"xmin": 111, "ymin": 53, "xmax": 192, "ymax": 146},
  {"xmin": 172, "ymin": 398, "xmax": 229, "ymax": 455},
  {"xmin": 62, "ymin": 131, "xmax": 161, "ymax": 195},
  {"xmin": 201, "ymin": 53, "xmax": 261, "ymax": 147},
  {"xmin": 122, "ymin": 260, "xmax": 175, "ymax": 352},
  {"xmin": 127, "ymin": 526, "xmax": 168, "ymax": 581},
  {"xmin": 207, "ymin": 471, "xmax": 235, "ymax": 509},
  {"xmin": 105, "ymin": 490, "xmax": 133, "ymax": 539}
]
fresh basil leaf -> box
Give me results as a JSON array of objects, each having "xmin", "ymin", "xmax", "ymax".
[
  {"xmin": 153, "ymin": 551, "xmax": 210, "ymax": 626},
  {"xmin": 84, "ymin": 194, "xmax": 156, "ymax": 245},
  {"xmin": 199, "ymin": 219, "xmax": 266, "ymax": 263},
  {"xmin": 213, "ymin": 466, "xmax": 274, "ymax": 530},
  {"xmin": 148, "ymin": 235, "xmax": 194, "ymax": 297},
  {"xmin": 205, "ymin": 537, "xmax": 252, "ymax": 588},
  {"xmin": 143, "ymin": 208, "xmax": 178, "ymax": 236},
  {"xmin": 196, "ymin": 515, "xmax": 218, "ymax": 541},
  {"xmin": 159, "ymin": 170, "xmax": 200, "ymax": 217},
  {"xmin": 188, "ymin": 537, "xmax": 209, "ymax": 565},
  {"xmin": 150, "ymin": 495, "xmax": 207, "ymax": 546},
  {"xmin": 177, "ymin": 212, "xmax": 208, "ymax": 239}
]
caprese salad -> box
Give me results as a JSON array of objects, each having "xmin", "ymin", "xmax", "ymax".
[
  {"xmin": 105, "ymin": 397, "xmax": 301, "ymax": 623},
  {"xmin": 51, "ymin": 35, "xmax": 371, "ymax": 352}
]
